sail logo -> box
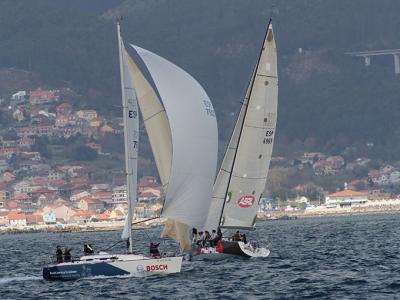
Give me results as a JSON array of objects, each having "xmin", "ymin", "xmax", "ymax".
[
  {"xmin": 146, "ymin": 264, "xmax": 168, "ymax": 272},
  {"xmin": 237, "ymin": 195, "xmax": 256, "ymax": 208}
]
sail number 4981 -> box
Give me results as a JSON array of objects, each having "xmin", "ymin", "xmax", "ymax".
[{"xmin": 263, "ymin": 130, "xmax": 274, "ymax": 144}]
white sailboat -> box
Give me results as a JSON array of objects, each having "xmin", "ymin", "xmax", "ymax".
[
  {"xmin": 42, "ymin": 21, "xmax": 218, "ymax": 280},
  {"xmin": 200, "ymin": 20, "xmax": 278, "ymax": 259}
]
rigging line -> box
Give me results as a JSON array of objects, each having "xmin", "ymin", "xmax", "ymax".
[
  {"xmin": 131, "ymin": 216, "xmax": 159, "ymax": 226},
  {"xmin": 102, "ymin": 239, "xmax": 124, "ymax": 252},
  {"xmin": 231, "ymin": 175, "xmax": 268, "ymax": 180},
  {"xmin": 244, "ymin": 124, "xmax": 275, "ymax": 130},
  {"xmin": 143, "ymin": 109, "xmax": 165, "ymax": 122},
  {"xmin": 217, "ymin": 19, "xmax": 273, "ymax": 229},
  {"xmin": 256, "ymin": 74, "xmax": 278, "ymax": 78},
  {"xmin": 141, "ymin": 227, "xmax": 153, "ymax": 242}
]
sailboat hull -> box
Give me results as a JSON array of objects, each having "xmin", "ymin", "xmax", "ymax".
[
  {"xmin": 43, "ymin": 254, "xmax": 183, "ymax": 281},
  {"xmin": 196, "ymin": 241, "xmax": 270, "ymax": 260}
]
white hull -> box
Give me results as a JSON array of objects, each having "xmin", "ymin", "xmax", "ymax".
[
  {"xmin": 238, "ymin": 242, "xmax": 270, "ymax": 258},
  {"xmin": 43, "ymin": 253, "xmax": 183, "ymax": 281}
]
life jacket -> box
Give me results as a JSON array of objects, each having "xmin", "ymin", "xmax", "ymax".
[{"xmin": 216, "ymin": 240, "xmax": 224, "ymax": 253}]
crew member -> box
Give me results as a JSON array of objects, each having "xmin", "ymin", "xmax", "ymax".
[
  {"xmin": 56, "ymin": 246, "xmax": 63, "ymax": 263},
  {"xmin": 197, "ymin": 232, "xmax": 205, "ymax": 247},
  {"xmin": 149, "ymin": 242, "xmax": 160, "ymax": 258},
  {"xmin": 242, "ymin": 233, "xmax": 247, "ymax": 244},
  {"xmin": 191, "ymin": 228, "xmax": 198, "ymax": 244},
  {"xmin": 210, "ymin": 230, "xmax": 217, "ymax": 247},
  {"xmin": 233, "ymin": 231, "xmax": 241, "ymax": 241},
  {"xmin": 84, "ymin": 244, "xmax": 94, "ymax": 255},
  {"xmin": 204, "ymin": 231, "xmax": 211, "ymax": 247},
  {"xmin": 217, "ymin": 228, "xmax": 222, "ymax": 241},
  {"xmin": 63, "ymin": 247, "xmax": 72, "ymax": 262}
]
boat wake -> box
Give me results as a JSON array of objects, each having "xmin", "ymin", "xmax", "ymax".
[
  {"xmin": 0, "ymin": 276, "xmax": 41, "ymax": 285},
  {"xmin": 78, "ymin": 274, "xmax": 147, "ymax": 281}
]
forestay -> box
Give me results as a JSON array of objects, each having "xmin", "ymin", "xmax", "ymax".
[
  {"xmin": 127, "ymin": 45, "xmax": 218, "ymax": 232},
  {"xmin": 206, "ymin": 22, "xmax": 278, "ymax": 230}
]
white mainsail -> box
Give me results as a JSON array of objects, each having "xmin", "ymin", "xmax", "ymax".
[
  {"xmin": 124, "ymin": 45, "xmax": 218, "ymax": 250},
  {"xmin": 118, "ymin": 24, "xmax": 139, "ymax": 254},
  {"xmin": 205, "ymin": 21, "xmax": 278, "ymax": 230}
]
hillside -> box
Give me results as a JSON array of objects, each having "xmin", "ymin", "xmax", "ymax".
[{"xmin": 1, "ymin": 0, "xmax": 400, "ymax": 160}]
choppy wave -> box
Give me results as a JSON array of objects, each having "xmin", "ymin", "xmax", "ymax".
[
  {"xmin": 1, "ymin": 214, "xmax": 400, "ymax": 299},
  {"xmin": 0, "ymin": 275, "xmax": 41, "ymax": 285}
]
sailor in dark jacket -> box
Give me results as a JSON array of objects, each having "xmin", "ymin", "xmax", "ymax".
[
  {"xmin": 149, "ymin": 242, "xmax": 160, "ymax": 258},
  {"xmin": 56, "ymin": 246, "xmax": 63, "ymax": 263},
  {"xmin": 63, "ymin": 248, "xmax": 72, "ymax": 262}
]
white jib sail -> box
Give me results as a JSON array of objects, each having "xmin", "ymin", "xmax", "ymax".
[
  {"xmin": 118, "ymin": 26, "xmax": 139, "ymax": 249},
  {"xmin": 203, "ymin": 66, "xmax": 254, "ymax": 231},
  {"xmin": 128, "ymin": 45, "xmax": 218, "ymax": 229},
  {"xmin": 208, "ymin": 22, "xmax": 278, "ymax": 230}
]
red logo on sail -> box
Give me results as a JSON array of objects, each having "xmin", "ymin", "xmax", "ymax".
[{"xmin": 237, "ymin": 195, "xmax": 256, "ymax": 208}]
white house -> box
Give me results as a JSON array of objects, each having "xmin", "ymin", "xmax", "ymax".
[
  {"xmin": 70, "ymin": 191, "xmax": 90, "ymax": 202},
  {"xmin": 112, "ymin": 186, "xmax": 127, "ymax": 204},
  {"xmin": 389, "ymin": 171, "xmax": 400, "ymax": 185},
  {"xmin": 325, "ymin": 189, "xmax": 368, "ymax": 207}
]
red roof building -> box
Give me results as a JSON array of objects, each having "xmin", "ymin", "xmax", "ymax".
[
  {"xmin": 29, "ymin": 89, "xmax": 59, "ymax": 105},
  {"xmin": 56, "ymin": 103, "xmax": 73, "ymax": 116},
  {"xmin": 26, "ymin": 214, "xmax": 43, "ymax": 225},
  {"xmin": 7, "ymin": 211, "xmax": 27, "ymax": 226},
  {"xmin": 326, "ymin": 189, "xmax": 368, "ymax": 207}
]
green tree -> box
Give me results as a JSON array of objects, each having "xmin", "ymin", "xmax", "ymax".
[
  {"xmin": 69, "ymin": 145, "xmax": 98, "ymax": 161},
  {"xmin": 32, "ymin": 136, "xmax": 52, "ymax": 159}
]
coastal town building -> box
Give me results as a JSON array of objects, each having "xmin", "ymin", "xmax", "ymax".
[
  {"xmin": 70, "ymin": 191, "xmax": 90, "ymax": 202},
  {"xmin": 325, "ymin": 189, "xmax": 368, "ymax": 207},
  {"xmin": 112, "ymin": 186, "xmax": 127, "ymax": 204},
  {"xmin": 11, "ymin": 91, "xmax": 27, "ymax": 103},
  {"xmin": 78, "ymin": 197, "xmax": 104, "ymax": 212},
  {"xmin": 76, "ymin": 110, "xmax": 98, "ymax": 121},
  {"xmin": 42, "ymin": 211, "xmax": 56, "ymax": 224},
  {"xmin": 7, "ymin": 211, "xmax": 27, "ymax": 226},
  {"xmin": 56, "ymin": 103, "xmax": 73, "ymax": 115},
  {"xmin": 29, "ymin": 89, "xmax": 59, "ymax": 105}
]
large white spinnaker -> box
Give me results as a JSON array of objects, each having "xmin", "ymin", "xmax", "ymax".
[
  {"xmin": 126, "ymin": 45, "xmax": 218, "ymax": 250},
  {"xmin": 118, "ymin": 24, "xmax": 139, "ymax": 254},
  {"xmin": 206, "ymin": 22, "xmax": 278, "ymax": 230}
]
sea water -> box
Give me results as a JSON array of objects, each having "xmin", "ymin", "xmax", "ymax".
[{"xmin": 1, "ymin": 213, "xmax": 400, "ymax": 299}]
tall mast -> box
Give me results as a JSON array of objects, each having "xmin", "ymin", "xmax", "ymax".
[
  {"xmin": 217, "ymin": 19, "xmax": 273, "ymax": 229},
  {"xmin": 117, "ymin": 21, "xmax": 139, "ymax": 253}
]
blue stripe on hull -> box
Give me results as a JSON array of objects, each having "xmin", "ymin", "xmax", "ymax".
[{"xmin": 43, "ymin": 262, "xmax": 129, "ymax": 281}]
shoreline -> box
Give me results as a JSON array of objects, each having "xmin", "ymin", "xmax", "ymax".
[
  {"xmin": 2, "ymin": 207, "xmax": 400, "ymax": 234},
  {"xmin": 0, "ymin": 219, "xmax": 164, "ymax": 235},
  {"xmin": 258, "ymin": 205, "xmax": 400, "ymax": 220}
]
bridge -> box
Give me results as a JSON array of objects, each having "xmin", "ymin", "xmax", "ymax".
[{"xmin": 346, "ymin": 49, "xmax": 400, "ymax": 74}]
